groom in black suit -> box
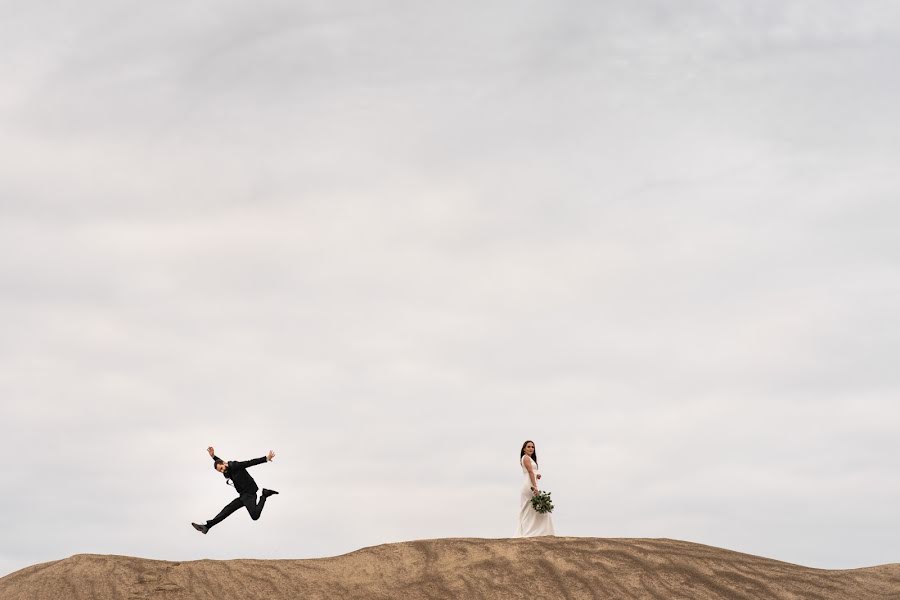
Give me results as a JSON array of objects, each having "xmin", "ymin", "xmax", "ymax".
[{"xmin": 192, "ymin": 446, "xmax": 279, "ymax": 534}]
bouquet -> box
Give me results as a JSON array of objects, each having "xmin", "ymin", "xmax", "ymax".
[{"xmin": 530, "ymin": 490, "xmax": 554, "ymax": 514}]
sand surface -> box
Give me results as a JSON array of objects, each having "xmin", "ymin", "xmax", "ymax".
[{"xmin": 2, "ymin": 537, "xmax": 898, "ymax": 600}]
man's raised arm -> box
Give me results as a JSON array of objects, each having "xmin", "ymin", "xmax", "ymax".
[{"xmin": 232, "ymin": 450, "xmax": 275, "ymax": 470}]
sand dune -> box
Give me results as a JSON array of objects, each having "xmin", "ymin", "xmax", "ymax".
[{"xmin": 2, "ymin": 537, "xmax": 898, "ymax": 600}]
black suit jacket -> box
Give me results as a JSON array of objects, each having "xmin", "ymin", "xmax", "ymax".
[{"xmin": 213, "ymin": 454, "xmax": 267, "ymax": 495}]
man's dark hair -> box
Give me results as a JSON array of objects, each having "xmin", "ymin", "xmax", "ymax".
[{"xmin": 214, "ymin": 459, "xmax": 226, "ymax": 471}]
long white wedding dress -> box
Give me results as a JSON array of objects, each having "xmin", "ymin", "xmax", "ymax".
[{"xmin": 517, "ymin": 455, "xmax": 555, "ymax": 537}]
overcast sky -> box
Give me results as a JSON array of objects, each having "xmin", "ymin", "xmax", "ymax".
[{"xmin": 2, "ymin": 0, "xmax": 899, "ymax": 577}]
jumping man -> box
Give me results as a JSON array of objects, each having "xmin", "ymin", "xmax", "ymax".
[{"xmin": 191, "ymin": 446, "xmax": 279, "ymax": 534}]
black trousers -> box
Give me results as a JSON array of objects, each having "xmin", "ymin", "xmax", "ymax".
[{"xmin": 207, "ymin": 492, "xmax": 267, "ymax": 528}]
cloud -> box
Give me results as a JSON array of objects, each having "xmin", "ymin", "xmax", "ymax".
[{"xmin": 2, "ymin": 0, "xmax": 899, "ymax": 576}]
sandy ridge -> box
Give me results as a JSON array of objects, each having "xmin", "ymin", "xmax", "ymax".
[{"xmin": 2, "ymin": 537, "xmax": 899, "ymax": 599}]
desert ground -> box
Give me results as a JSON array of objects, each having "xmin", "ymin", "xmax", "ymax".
[{"xmin": 2, "ymin": 537, "xmax": 898, "ymax": 600}]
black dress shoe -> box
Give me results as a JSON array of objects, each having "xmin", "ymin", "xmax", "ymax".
[
  {"xmin": 192, "ymin": 522, "xmax": 209, "ymax": 534},
  {"xmin": 262, "ymin": 489, "xmax": 279, "ymax": 498}
]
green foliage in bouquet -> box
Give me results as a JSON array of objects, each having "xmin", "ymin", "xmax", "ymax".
[{"xmin": 530, "ymin": 490, "xmax": 554, "ymax": 514}]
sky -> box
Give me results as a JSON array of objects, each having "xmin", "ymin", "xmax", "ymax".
[{"xmin": 1, "ymin": 0, "xmax": 899, "ymax": 577}]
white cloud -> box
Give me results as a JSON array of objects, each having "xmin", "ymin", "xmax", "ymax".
[{"xmin": 2, "ymin": 0, "xmax": 899, "ymax": 576}]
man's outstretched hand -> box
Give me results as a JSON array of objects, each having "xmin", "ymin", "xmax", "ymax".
[
  {"xmin": 267, "ymin": 450, "xmax": 276, "ymax": 462},
  {"xmin": 208, "ymin": 446, "xmax": 215, "ymax": 457}
]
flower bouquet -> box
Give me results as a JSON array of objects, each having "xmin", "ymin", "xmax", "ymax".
[{"xmin": 530, "ymin": 490, "xmax": 554, "ymax": 514}]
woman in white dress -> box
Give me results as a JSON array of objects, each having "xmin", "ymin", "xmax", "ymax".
[{"xmin": 517, "ymin": 440, "xmax": 555, "ymax": 537}]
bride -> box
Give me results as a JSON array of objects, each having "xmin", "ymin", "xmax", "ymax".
[{"xmin": 517, "ymin": 440, "xmax": 555, "ymax": 537}]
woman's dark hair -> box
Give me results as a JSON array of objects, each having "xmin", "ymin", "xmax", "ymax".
[{"xmin": 520, "ymin": 440, "xmax": 538, "ymax": 468}]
